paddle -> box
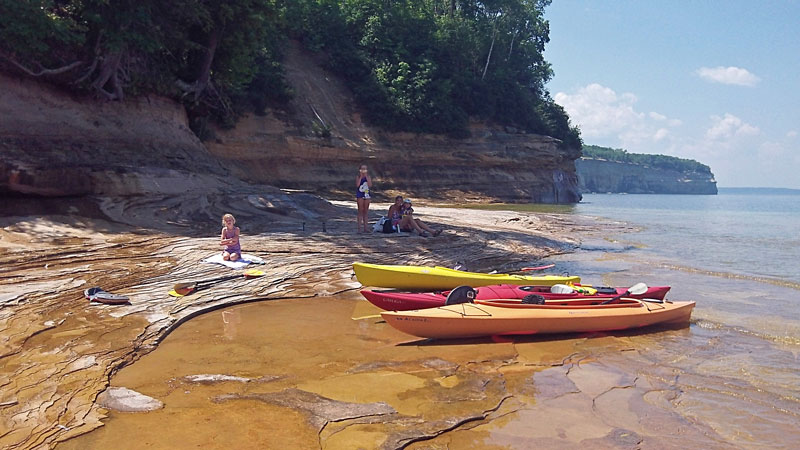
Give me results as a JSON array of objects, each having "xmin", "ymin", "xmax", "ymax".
[
  {"xmin": 520, "ymin": 264, "xmax": 556, "ymax": 272},
  {"xmin": 171, "ymin": 269, "xmax": 266, "ymax": 297},
  {"xmin": 599, "ymin": 282, "xmax": 648, "ymax": 305},
  {"xmin": 487, "ymin": 263, "xmax": 556, "ymax": 274}
]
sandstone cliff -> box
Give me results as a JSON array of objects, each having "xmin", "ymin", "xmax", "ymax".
[
  {"xmin": 576, "ymin": 157, "xmax": 717, "ymax": 194},
  {"xmin": 1, "ymin": 41, "xmax": 582, "ymax": 208}
]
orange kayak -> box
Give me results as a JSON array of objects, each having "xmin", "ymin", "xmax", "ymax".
[{"xmin": 380, "ymin": 298, "xmax": 695, "ymax": 339}]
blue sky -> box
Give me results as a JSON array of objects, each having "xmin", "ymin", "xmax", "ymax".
[{"xmin": 544, "ymin": 1, "xmax": 800, "ymax": 188}]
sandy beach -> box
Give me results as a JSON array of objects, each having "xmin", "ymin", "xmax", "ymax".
[{"xmin": 2, "ymin": 197, "xmax": 797, "ymax": 449}]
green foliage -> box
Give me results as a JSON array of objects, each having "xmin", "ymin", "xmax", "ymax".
[
  {"xmin": 1, "ymin": 0, "xmax": 581, "ymax": 147},
  {"xmin": 0, "ymin": 0, "xmax": 85, "ymax": 59},
  {"xmin": 583, "ymin": 145, "xmax": 713, "ymax": 174},
  {"xmin": 282, "ymin": 0, "xmax": 579, "ymax": 145},
  {"xmin": 0, "ymin": 0, "xmax": 292, "ymax": 129}
]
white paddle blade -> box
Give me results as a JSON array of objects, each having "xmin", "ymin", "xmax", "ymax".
[{"xmin": 628, "ymin": 282, "xmax": 648, "ymax": 296}]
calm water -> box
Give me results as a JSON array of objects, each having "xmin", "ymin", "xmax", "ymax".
[
  {"xmin": 566, "ymin": 193, "xmax": 800, "ymax": 340},
  {"xmin": 576, "ymin": 192, "xmax": 800, "ymax": 285},
  {"xmin": 542, "ymin": 192, "xmax": 800, "ymax": 444}
]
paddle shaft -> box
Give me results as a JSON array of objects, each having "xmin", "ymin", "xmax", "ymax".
[
  {"xmin": 488, "ymin": 264, "xmax": 555, "ymax": 275},
  {"xmin": 173, "ymin": 269, "xmax": 267, "ymax": 295},
  {"xmin": 519, "ymin": 264, "xmax": 556, "ymax": 272}
]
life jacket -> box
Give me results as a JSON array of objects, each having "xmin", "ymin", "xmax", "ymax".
[{"xmin": 569, "ymin": 284, "xmax": 598, "ymax": 295}]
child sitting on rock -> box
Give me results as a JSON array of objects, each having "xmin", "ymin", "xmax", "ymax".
[{"xmin": 220, "ymin": 213, "xmax": 241, "ymax": 261}]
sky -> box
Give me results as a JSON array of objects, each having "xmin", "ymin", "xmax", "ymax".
[{"xmin": 543, "ymin": 1, "xmax": 800, "ymax": 188}]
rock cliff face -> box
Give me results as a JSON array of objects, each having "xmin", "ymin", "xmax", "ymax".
[
  {"xmin": 0, "ymin": 41, "xmax": 582, "ymax": 205},
  {"xmin": 576, "ymin": 158, "xmax": 717, "ymax": 195},
  {"xmin": 0, "ymin": 72, "xmax": 225, "ymax": 198}
]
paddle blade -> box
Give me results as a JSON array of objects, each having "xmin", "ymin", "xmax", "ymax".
[
  {"xmin": 172, "ymin": 281, "xmax": 198, "ymax": 297},
  {"xmin": 173, "ymin": 285, "xmax": 196, "ymax": 296},
  {"xmin": 599, "ymin": 282, "xmax": 648, "ymax": 305},
  {"xmin": 520, "ymin": 264, "xmax": 555, "ymax": 271},
  {"xmin": 628, "ymin": 282, "xmax": 649, "ymax": 296},
  {"xmin": 243, "ymin": 269, "xmax": 266, "ymax": 278}
]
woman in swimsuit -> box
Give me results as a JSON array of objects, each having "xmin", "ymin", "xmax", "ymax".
[
  {"xmin": 355, "ymin": 164, "xmax": 372, "ymax": 233},
  {"xmin": 387, "ymin": 195, "xmax": 404, "ymax": 229}
]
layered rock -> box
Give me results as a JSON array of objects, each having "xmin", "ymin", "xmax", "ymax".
[
  {"xmin": 0, "ymin": 40, "xmax": 582, "ymax": 205},
  {"xmin": 206, "ymin": 117, "xmax": 581, "ymax": 204},
  {"xmin": 576, "ymin": 158, "xmax": 717, "ymax": 195},
  {"xmin": 0, "ymin": 72, "xmax": 225, "ymax": 198}
]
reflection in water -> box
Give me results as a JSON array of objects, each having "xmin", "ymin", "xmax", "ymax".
[
  {"xmin": 60, "ymin": 294, "xmax": 800, "ymax": 449},
  {"xmin": 221, "ymin": 309, "xmax": 241, "ymax": 340}
]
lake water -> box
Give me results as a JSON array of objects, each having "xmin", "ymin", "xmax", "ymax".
[
  {"xmin": 576, "ymin": 191, "xmax": 800, "ymax": 285},
  {"xmin": 542, "ymin": 191, "xmax": 800, "ymax": 443},
  {"xmin": 563, "ymin": 192, "xmax": 800, "ymax": 345}
]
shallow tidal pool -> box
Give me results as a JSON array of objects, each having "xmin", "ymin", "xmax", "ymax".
[{"xmin": 59, "ymin": 291, "xmax": 797, "ymax": 449}]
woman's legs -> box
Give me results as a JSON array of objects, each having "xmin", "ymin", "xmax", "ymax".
[
  {"xmin": 400, "ymin": 215, "xmax": 424, "ymax": 234},
  {"xmin": 356, "ymin": 198, "xmax": 365, "ymax": 232},
  {"xmin": 362, "ymin": 199, "xmax": 371, "ymax": 232},
  {"xmin": 414, "ymin": 219, "xmax": 436, "ymax": 234}
]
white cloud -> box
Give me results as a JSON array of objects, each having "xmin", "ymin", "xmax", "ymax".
[
  {"xmin": 696, "ymin": 66, "xmax": 760, "ymax": 86},
  {"xmin": 554, "ymin": 83, "xmax": 681, "ymax": 146},
  {"xmin": 653, "ymin": 128, "xmax": 669, "ymax": 141},
  {"xmin": 705, "ymin": 113, "xmax": 760, "ymax": 140},
  {"xmin": 555, "ymin": 83, "xmax": 796, "ymax": 188}
]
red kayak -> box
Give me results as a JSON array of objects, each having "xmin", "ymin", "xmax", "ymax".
[{"xmin": 361, "ymin": 284, "xmax": 671, "ymax": 311}]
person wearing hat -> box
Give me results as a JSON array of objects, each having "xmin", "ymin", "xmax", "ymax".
[{"xmin": 398, "ymin": 198, "xmax": 442, "ymax": 237}]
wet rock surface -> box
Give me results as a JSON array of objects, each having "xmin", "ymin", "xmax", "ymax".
[
  {"xmin": 54, "ymin": 294, "xmax": 737, "ymax": 450},
  {"xmin": 0, "ymin": 196, "xmax": 581, "ymax": 449},
  {"xmin": 213, "ymin": 388, "xmax": 398, "ymax": 432},
  {"xmin": 96, "ymin": 387, "xmax": 163, "ymax": 412}
]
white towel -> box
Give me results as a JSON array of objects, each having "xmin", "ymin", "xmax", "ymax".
[{"xmin": 202, "ymin": 253, "xmax": 265, "ymax": 269}]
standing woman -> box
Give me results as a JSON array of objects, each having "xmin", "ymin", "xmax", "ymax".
[{"xmin": 355, "ymin": 164, "xmax": 372, "ymax": 233}]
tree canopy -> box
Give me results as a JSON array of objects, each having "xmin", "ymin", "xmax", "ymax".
[
  {"xmin": 582, "ymin": 145, "xmax": 713, "ymax": 174},
  {"xmin": 0, "ymin": 0, "xmax": 580, "ymax": 147}
]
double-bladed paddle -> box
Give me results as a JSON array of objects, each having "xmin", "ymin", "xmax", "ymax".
[
  {"xmin": 170, "ymin": 269, "xmax": 266, "ymax": 297},
  {"xmin": 599, "ymin": 282, "xmax": 649, "ymax": 305},
  {"xmin": 487, "ymin": 263, "xmax": 556, "ymax": 274},
  {"xmin": 519, "ymin": 264, "xmax": 556, "ymax": 272}
]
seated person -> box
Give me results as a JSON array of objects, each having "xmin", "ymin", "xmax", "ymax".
[
  {"xmin": 387, "ymin": 195, "xmax": 404, "ymax": 230},
  {"xmin": 397, "ymin": 198, "xmax": 442, "ymax": 237}
]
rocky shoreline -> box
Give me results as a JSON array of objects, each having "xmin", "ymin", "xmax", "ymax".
[{"xmin": 0, "ymin": 196, "xmax": 583, "ymax": 449}]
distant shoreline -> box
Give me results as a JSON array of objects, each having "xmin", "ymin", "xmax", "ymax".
[{"xmin": 717, "ymin": 187, "xmax": 800, "ymax": 194}]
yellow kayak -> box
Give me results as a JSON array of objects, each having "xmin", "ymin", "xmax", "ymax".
[
  {"xmin": 352, "ymin": 262, "xmax": 580, "ymax": 290},
  {"xmin": 381, "ymin": 298, "xmax": 695, "ymax": 339}
]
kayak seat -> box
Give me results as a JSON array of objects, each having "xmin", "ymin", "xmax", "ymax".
[
  {"xmin": 522, "ymin": 294, "xmax": 546, "ymax": 305},
  {"xmin": 445, "ymin": 286, "xmax": 476, "ymax": 305}
]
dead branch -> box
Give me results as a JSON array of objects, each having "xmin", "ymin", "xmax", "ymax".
[{"xmin": 0, "ymin": 52, "xmax": 82, "ymax": 77}]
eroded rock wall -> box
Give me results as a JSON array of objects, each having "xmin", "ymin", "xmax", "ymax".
[
  {"xmin": 576, "ymin": 158, "xmax": 717, "ymax": 195},
  {"xmin": 0, "ymin": 72, "xmax": 225, "ymax": 198},
  {"xmin": 0, "ymin": 40, "xmax": 583, "ymax": 204},
  {"xmin": 205, "ymin": 116, "xmax": 581, "ymax": 204},
  {"xmin": 204, "ymin": 41, "xmax": 582, "ymax": 204}
]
